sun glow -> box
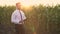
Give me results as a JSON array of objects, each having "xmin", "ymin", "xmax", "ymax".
[{"xmin": 0, "ymin": 0, "xmax": 60, "ymax": 7}]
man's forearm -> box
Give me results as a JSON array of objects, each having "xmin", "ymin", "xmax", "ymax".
[{"xmin": 19, "ymin": 19, "xmax": 27, "ymax": 23}]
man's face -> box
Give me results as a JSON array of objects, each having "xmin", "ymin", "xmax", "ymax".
[{"xmin": 16, "ymin": 3, "xmax": 21, "ymax": 10}]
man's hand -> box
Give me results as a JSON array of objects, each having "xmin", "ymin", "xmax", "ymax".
[
  {"xmin": 19, "ymin": 21, "xmax": 24, "ymax": 24},
  {"xmin": 19, "ymin": 21, "xmax": 23, "ymax": 23}
]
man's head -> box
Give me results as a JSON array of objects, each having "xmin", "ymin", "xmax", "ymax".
[{"xmin": 16, "ymin": 2, "xmax": 21, "ymax": 10}]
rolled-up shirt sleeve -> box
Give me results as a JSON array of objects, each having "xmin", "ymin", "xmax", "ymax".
[
  {"xmin": 22, "ymin": 13, "xmax": 26, "ymax": 20},
  {"xmin": 21, "ymin": 11, "xmax": 26, "ymax": 20}
]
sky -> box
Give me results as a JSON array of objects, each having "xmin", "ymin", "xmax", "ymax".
[{"xmin": 0, "ymin": 0, "xmax": 60, "ymax": 6}]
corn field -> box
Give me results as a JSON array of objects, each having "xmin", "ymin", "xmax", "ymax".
[{"xmin": 0, "ymin": 5, "xmax": 60, "ymax": 34}]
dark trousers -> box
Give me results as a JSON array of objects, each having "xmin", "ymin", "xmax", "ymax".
[{"xmin": 15, "ymin": 24, "xmax": 25, "ymax": 34}]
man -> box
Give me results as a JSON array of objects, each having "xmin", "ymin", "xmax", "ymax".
[{"xmin": 11, "ymin": 2, "xmax": 26, "ymax": 34}]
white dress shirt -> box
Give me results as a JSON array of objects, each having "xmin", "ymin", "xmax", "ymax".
[{"xmin": 11, "ymin": 9, "xmax": 26, "ymax": 24}]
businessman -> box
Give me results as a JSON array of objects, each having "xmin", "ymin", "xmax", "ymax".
[{"xmin": 11, "ymin": 2, "xmax": 26, "ymax": 34}]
